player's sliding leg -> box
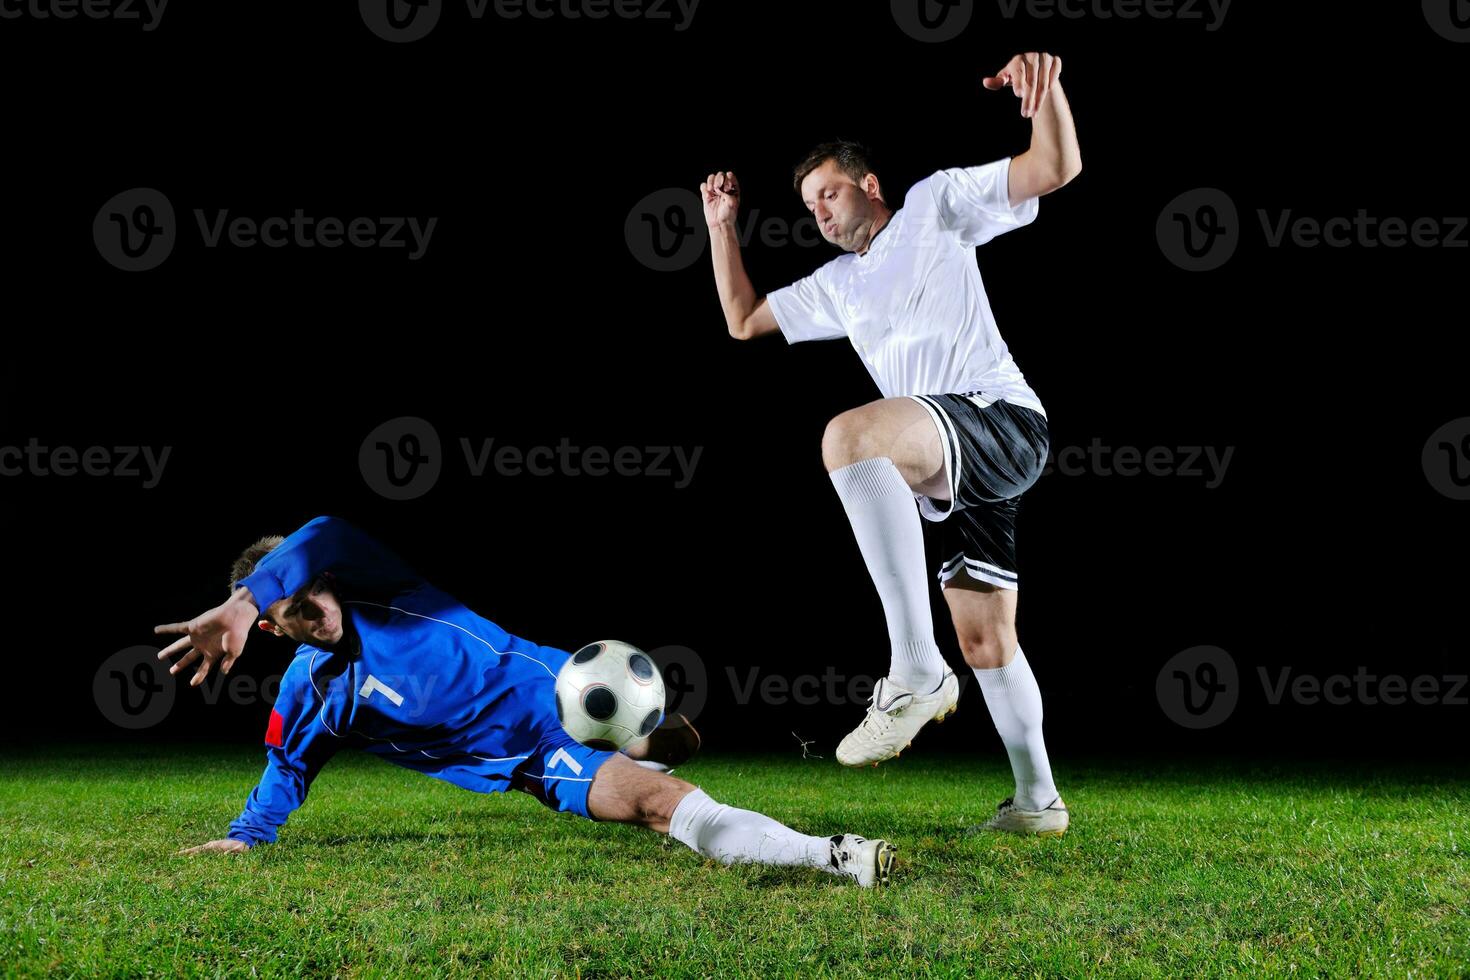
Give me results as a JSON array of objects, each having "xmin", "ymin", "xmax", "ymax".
[
  {"xmin": 944, "ymin": 576, "xmax": 1067, "ymax": 837},
  {"xmin": 823, "ymin": 397, "xmax": 959, "ymax": 767},
  {"xmin": 587, "ymin": 755, "xmax": 897, "ymax": 887}
]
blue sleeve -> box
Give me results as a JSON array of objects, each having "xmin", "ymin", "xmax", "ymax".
[
  {"xmin": 227, "ymin": 665, "xmax": 343, "ymax": 847},
  {"xmin": 233, "ymin": 515, "xmax": 425, "ymax": 615}
]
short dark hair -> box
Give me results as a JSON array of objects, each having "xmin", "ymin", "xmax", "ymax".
[
  {"xmin": 229, "ymin": 535, "xmax": 283, "ymax": 595},
  {"xmin": 792, "ymin": 139, "xmax": 885, "ymax": 204}
]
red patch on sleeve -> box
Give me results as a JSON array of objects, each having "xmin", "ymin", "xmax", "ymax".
[{"xmin": 265, "ymin": 708, "xmax": 285, "ymax": 747}]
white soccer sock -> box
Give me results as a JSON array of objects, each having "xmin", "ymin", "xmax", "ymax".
[
  {"xmin": 828, "ymin": 456, "xmax": 947, "ymax": 692},
  {"xmin": 972, "ymin": 646, "xmax": 1059, "ymax": 811},
  {"xmin": 668, "ymin": 788, "xmax": 833, "ymax": 872}
]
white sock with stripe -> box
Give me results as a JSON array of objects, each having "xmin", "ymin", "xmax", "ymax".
[
  {"xmin": 828, "ymin": 456, "xmax": 947, "ymax": 692},
  {"xmin": 972, "ymin": 646, "xmax": 1059, "ymax": 811},
  {"xmin": 668, "ymin": 788, "xmax": 834, "ymax": 871}
]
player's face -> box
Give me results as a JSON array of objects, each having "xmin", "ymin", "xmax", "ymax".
[
  {"xmin": 800, "ymin": 160, "xmax": 882, "ymax": 253},
  {"xmin": 263, "ymin": 576, "xmax": 345, "ymax": 647}
]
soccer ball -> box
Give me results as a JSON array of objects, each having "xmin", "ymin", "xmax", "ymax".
[{"xmin": 555, "ymin": 640, "xmax": 666, "ymax": 751}]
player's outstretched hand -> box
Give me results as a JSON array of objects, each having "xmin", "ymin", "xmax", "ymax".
[
  {"xmin": 983, "ymin": 52, "xmax": 1062, "ymax": 118},
  {"xmin": 155, "ymin": 591, "xmax": 259, "ymax": 688},
  {"xmin": 700, "ymin": 171, "xmax": 741, "ymax": 229},
  {"xmin": 178, "ymin": 839, "xmax": 250, "ymax": 856}
]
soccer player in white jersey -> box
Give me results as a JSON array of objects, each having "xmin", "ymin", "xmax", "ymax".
[{"xmin": 702, "ymin": 53, "xmax": 1081, "ymax": 836}]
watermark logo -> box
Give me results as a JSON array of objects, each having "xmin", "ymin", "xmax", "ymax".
[
  {"xmin": 1, "ymin": 0, "xmax": 169, "ymax": 30},
  {"xmin": 994, "ymin": 0, "xmax": 1230, "ymax": 30},
  {"xmin": 94, "ymin": 188, "xmax": 176, "ymax": 272},
  {"xmin": 360, "ymin": 0, "xmax": 699, "ymax": 42},
  {"xmin": 626, "ymin": 187, "xmax": 826, "ymax": 272},
  {"xmin": 1423, "ymin": 0, "xmax": 1470, "ymax": 42},
  {"xmin": 360, "ymin": 0, "xmax": 443, "ymax": 42},
  {"xmin": 1259, "ymin": 666, "xmax": 1467, "ymax": 708},
  {"xmin": 94, "ymin": 646, "xmax": 177, "ymax": 729},
  {"xmin": 1156, "ymin": 645, "xmax": 1238, "ymax": 728},
  {"xmin": 1160, "ymin": 188, "xmax": 1469, "ymax": 270},
  {"xmin": 360, "ymin": 417, "xmax": 444, "ymax": 502},
  {"xmin": 891, "ymin": 0, "xmax": 973, "ymax": 42},
  {"xmin": 1158, "ymin": 645, "xmax": 1468, "ymax": 728},
  {"xmin": 94, "ymin": 188, "xmax": 437, "ymax": 271},
  {"xmin": 626, "ymin": 189, "xmax": 707, "ymax": 272},
  {"xmin": 360, "ymin": 417, "xmax": 704, "ymax": 499},
  {"xmin": 1157, "ymin": 188, "xmax": 1239, "ymax": 271},
  {"xmin": 1042, "ymin": 440, "xmax": 1234, "ymax": 488},
  {"xmin": 1423, "ymin": 417, "xmax": 1470, "ymax": 500},
  {"xmin": 649, "ymin": 645, "xmax": 708, "ymax": 724},
  {"xmin": 1, "ymin": 439, "xmax": 171, "ymax": 488}
]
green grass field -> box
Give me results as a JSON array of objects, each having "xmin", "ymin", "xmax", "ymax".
[{"xmin": 2, "ymin": 744, "xmax": 1466, "ymax": 977}]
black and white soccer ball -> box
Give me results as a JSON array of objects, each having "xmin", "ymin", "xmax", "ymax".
[{"xmin": 555, "ymin": 640, "xmax": 666, "ymax": 751}]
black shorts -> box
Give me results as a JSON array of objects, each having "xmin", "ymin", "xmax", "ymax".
[{"xmin": 905, "ymin": 394, "xmax": 1049, "ymax": 590}]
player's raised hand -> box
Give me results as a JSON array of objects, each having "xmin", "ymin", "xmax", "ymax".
[
  {"xmin": 178, "ymin": 838, "xmax": 250, "ymax": 856},
  {"xmin": 983, "ymin": 52, "xmax": 1062, "ymax": 119},
  {"xmin": 154, "ymin": 591, "xmax": 259, "ymax": 688},
  {"xmin": 700, "ymin": 171, "xmax": 741, "ymax": 229}
]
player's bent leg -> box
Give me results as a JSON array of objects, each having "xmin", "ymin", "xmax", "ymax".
[
  {"xmin": 944, "ymin": 574, "xmax": 1067, "ymax": 836},
  {"xmin": 586, "ymin": 752, "xmax": 696, "ymax": 833},
  {"xmin": 823, "ymin": 397, "xmax": 955, "ymax": 756},
  {"xmin": 821, "ymin": 396, "xmax": 946, "ymax": 492},
  {"xmin": 587, "ymin": 755, "xmax": 897, "ymax": 887}
]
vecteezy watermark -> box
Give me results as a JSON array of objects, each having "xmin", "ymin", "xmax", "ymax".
[
  {"xmin": 994, "ymin": 0, "xmax": 1230, "ymax": 29},
  {"xmin": 1158, "ymin": 188, "xmax": 1469, "ymax": 271},
  {"xmin": 1258, "ymin": 666, "xmax": 1468, "ymax": 708},
  {"xmin": 648, "ymin": 645, "xmax": 707, "ymax": 725},
  {"xmin": 890, "ymin": 0, "xmax": 1229, "ymax": 42},
  {"xmin": 94, "ymin": 647, "xmax": 178, "ymax": 729},
  {"xmin": 1042, "ymin": 440, "xmax": 1234, "ymax": 489},
  {"xmin": 1156, "ymin": 645, "xmax": 1239, "ymax": 729},
  {"xmin": 1, "ymin": 439, "xmax": 171, "ymax": 488},
  {"xmin": 360, "ymin": 416, "xmax": 703, "ymax": 501},
  {"xmin": 359, "ymin": 0, "xmax": 699, "ymax": 43},
  {"xmin": 728, "ymin": 665, "xmax": 972, "ymax": 707},
  {"xmin": 0, "ymin": 0, "xmax": 169, "ymax": 30},
  {"xmin": 625, "ymin": 188, "xmax": 824, "ymax": 273},
  {"xmin": 1423, "ymin": 0, "xmax": 1470, "ymax": 42},
  {"xmin": 94, "ymin": 647, "xmax": 456, "ymax": 729},
  {"xmin": 1158, "ymin": 645, "xmax": 1468, "ymax": 728},
  {"xmin": 1422, "ymin": 417, "xmax": 1470, "ymax": 501},
  {"xmin": 653, "ymin": 648, "xmax": 967, "ymax": 716},
  {"xmin": 93, "ymin": 188, "xmax": 437, "ymax": 272},
  {"xmin": 890, "ymin": 0, "xmax": 974, "ymax": 43}
]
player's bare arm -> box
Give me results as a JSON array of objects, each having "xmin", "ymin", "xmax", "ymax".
[
  {"xmin": 179, "ymin": 838, "xmax": 250, "ymax": 856},
  {"xmin": 154, "ymin": 585, "xmax": 262, "ymax": 687},
  {"xmin": 983, "ymin": 52, "xmax": 1083, "ymax": 207},
  {"xmin": 701, "ymin": 170, "xmax": 780, "ymax": 341}
]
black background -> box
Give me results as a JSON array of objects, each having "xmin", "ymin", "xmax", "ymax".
[{"xmin": 2, "ymin": 1, "xmax": 1465, "ymax": 760}]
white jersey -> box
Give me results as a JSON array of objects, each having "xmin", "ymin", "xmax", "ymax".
[{"xmin": 766, "ymin": 156, "xmax": 1045, "ymax": 418}]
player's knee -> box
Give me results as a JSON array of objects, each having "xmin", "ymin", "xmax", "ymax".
[
  {"xmin": 822, "ymin": 410, "xmax": 880, "ymax": 471},
  {"xmin": 638, "ymin": 774, "xmax": 697, "ymax": 831},
  {"xmin": 958, "ymin": 631, "xmax": 1016, "ymax": 670}
]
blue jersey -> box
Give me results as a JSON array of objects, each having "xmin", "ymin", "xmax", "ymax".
[{"xmin": 225, "ymin": 516, "xmax": 614, "ymax": 847}]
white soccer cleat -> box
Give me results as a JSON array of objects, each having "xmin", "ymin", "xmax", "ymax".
[
  {"xmin": 836, "ymin": 671, "xmax": 959, "ymax": 768},
  {"xmin": 969, "ymin": 796, "xmax": 1070, "ymax": 838},
  {"xmin": 828, "ymin": 834, "xmax": 897, "ymax": 888}
]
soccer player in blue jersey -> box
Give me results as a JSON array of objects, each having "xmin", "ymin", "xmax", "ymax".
[{"xmin": 156, "ymin": 516, "xmax": 896, "ymax": 886}]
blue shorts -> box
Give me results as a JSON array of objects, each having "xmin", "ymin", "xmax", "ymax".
[{"xmin": 509, "ymin": 722, "xmax": 618, "ymax": 819}]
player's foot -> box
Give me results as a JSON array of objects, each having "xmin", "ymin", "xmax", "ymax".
[
  {"xmin": 828, "ymin": 834, "xmax": 897, "ymax": 888},
  {"xmin": 835, "ymin": 671, "xmax": 959, "ymax": 767},
  {"xmin": 967, "ymin": 795, "xmax": 1069, "ymax": 837}
]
